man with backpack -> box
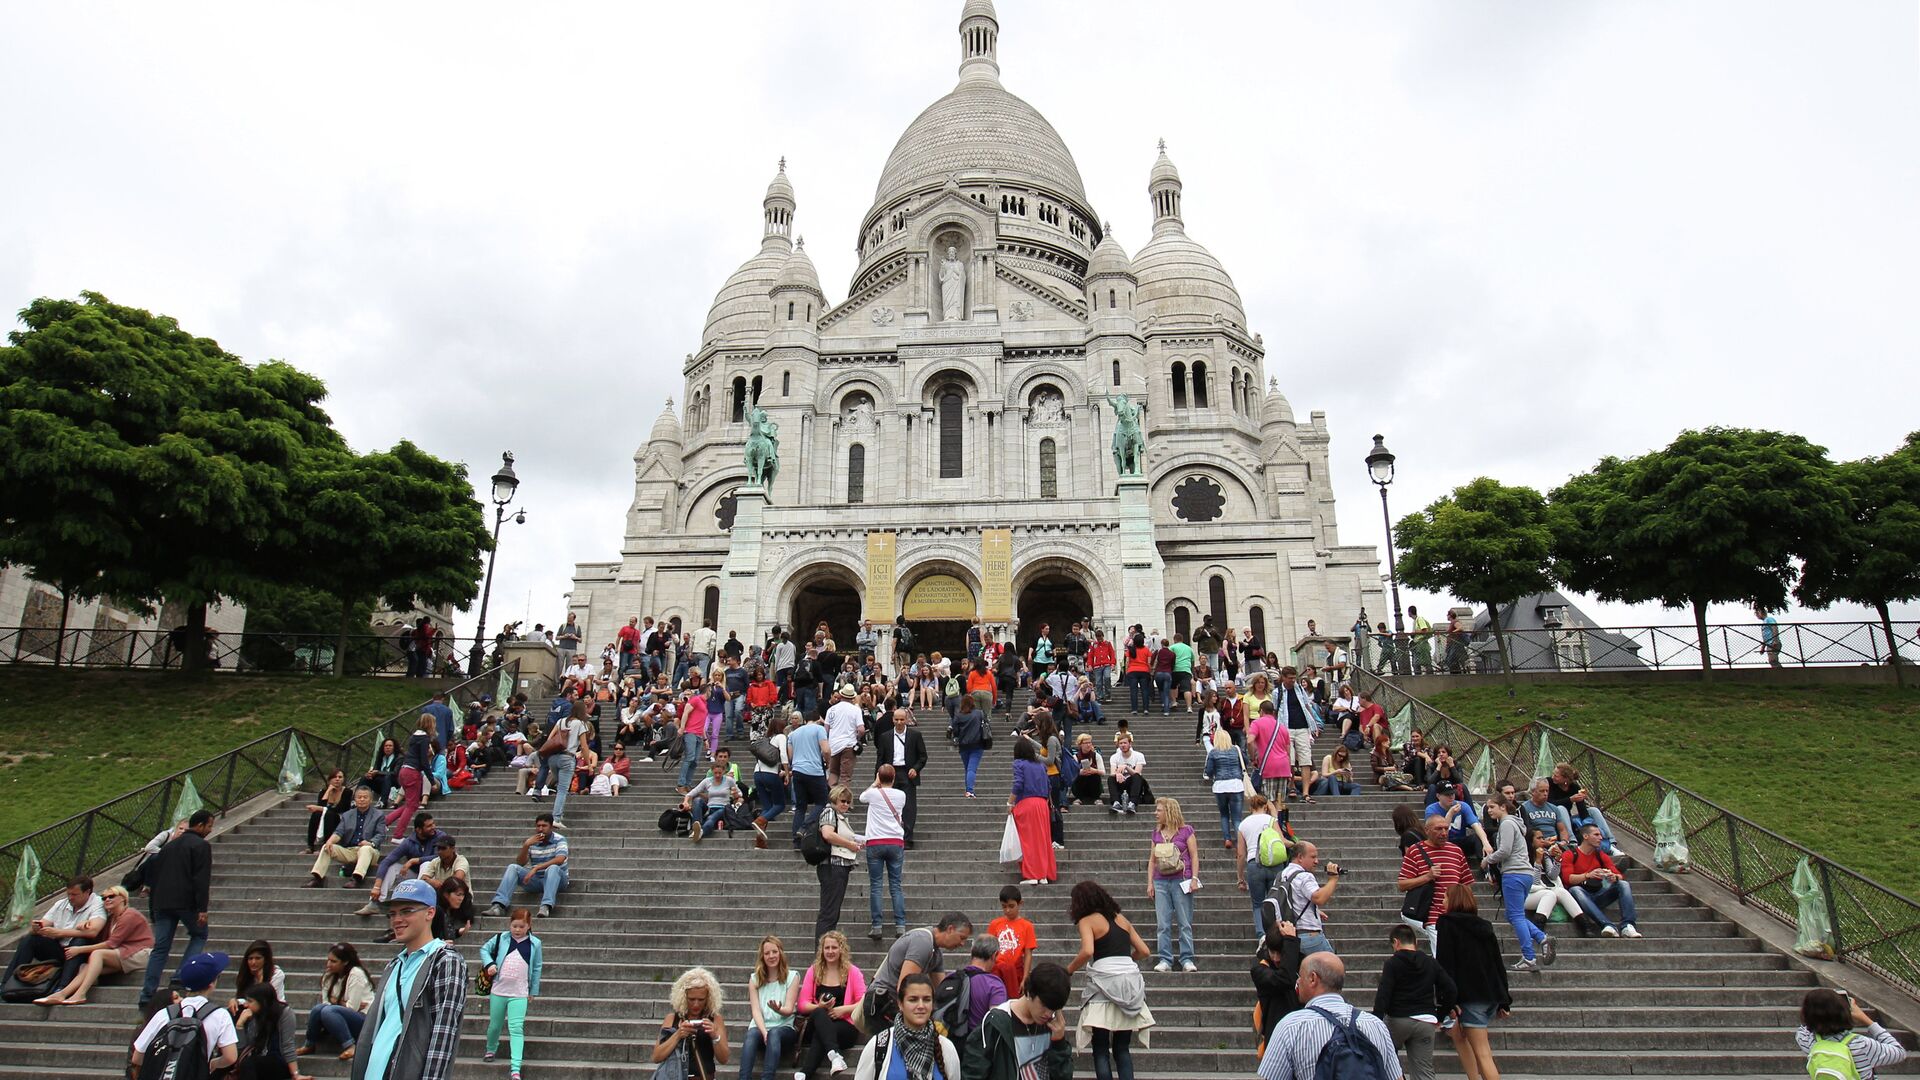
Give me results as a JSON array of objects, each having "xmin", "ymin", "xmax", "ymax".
[
  {"xmin": 1256, "ymin": 952, "xmax": 1398, "ymax": 1080},
  {"xmin": 947, "ymin": 935, "xmax": 1009, "ymax": 1079},
  {"xmin": 1266, "ymin": 842, "xmax": 1342, "ymax": 958},
  {"xmin": 128, "ymin": 950, "xmax": 238, "ymax": 1078}
]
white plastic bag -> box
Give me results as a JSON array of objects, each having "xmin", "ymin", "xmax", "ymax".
[
  {"xmin": 1652, "ymin": 790, "xmax": 1690, "ymax": 872},
  {"xmin": 1467, "ymin": 746, "xmax": 1491, "ymax": 797},
  {"xmin": 277, "ymin": 736, "xmax": 312, "ymax": 795},
  {"xmin": 1792, "ymin": 857, "xmax": 1837, "ymax": 961},
  {"xmin": 1388, "ymin": 704, "xmax": 1414, "ymax": 747},
  {"xmin": 999, "ymin": 815, "xmax": 1023, "ymax": 866}
]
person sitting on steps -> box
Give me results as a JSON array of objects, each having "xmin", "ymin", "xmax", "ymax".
[{"xmin": 1563, "ymin": 823, "xmax": 1641, "ymax": 939}]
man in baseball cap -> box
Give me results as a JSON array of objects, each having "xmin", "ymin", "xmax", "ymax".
[
  {"xmin": 354, "ymin": 877, "xmax": 468, "ymax": 1080},
  {"xmin": 128, "ymin": 951, "xmax": 237, "ymax": 1074}
]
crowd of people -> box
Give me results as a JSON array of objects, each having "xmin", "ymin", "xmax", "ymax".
[{"xmin": 0, "ymin": 610, "xmax": 1905, "ymax": 1080}]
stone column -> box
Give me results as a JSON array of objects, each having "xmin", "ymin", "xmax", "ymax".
[
  {"xmin": 719, "ymin": 485, "xmax": 768, "ymax": 643},
  {"xmin": 1114, "ymin": 477, "xmax": 1167, "ymax": 631}
]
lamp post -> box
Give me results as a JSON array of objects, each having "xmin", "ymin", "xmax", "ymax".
[
  {"xmin": 467, "ymin": 451, "xmax": 523, "ymax": 676},
  {"xmin": 1365, "ymin": 434, "xmax": 1407, "ymax": 672}
]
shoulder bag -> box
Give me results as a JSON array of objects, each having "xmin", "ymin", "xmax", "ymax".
[{"xmin": 1400, "ymin": 844, "xmax": 1436, "ymax": 922}]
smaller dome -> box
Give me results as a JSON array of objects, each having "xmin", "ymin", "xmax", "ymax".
[
  {"xmin": 1150, "ymin": 140, "xmax": 1181, "ymax": 189},
  {"xmin": 1086, "ymin": 222, "xmax": 1133, "ymax": 280},
  {"xmin": 961, "ymin": 0, "xmax": 997, "ymax": 22},
  {"xmin": 1133, "ymin": 230, "xmax": 1246, "ymax": 328},
  {"xmin": 765, "ymin": 157, "xmax": 794, "ymax": 204},
  {"xmin": 648, "ymin": 399, "xmax": 684, "ymax": 446},
  {"xmin": 702, "ymin": 238, "xmax": 790, "ymax": 344},
  {"xmin": 773, "ymin": 237, "xmax": 822, "ymax": 295},
  {"xmin": 1260, "ymin": 379, "xmax": 1294, "ymax": 427}
]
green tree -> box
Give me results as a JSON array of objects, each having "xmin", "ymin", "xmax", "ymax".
[
  {"xmin": 1394, "ymin": 477, "xmax": 1555, "ymax": 675},
  {"xmin": 297, "ymin": 441, "xmax": 490, "ymax": 675},
  {"xmin": 1550, "ymin": 427, "xmax": 1848, "ymax": 676},
  {"xmin": 0, "ymin": 293, "xmax": 345, "ymax": 669},
  {"xmin": 1796, "ymin": 432, "xmax": 1920, "ymax": 686}
]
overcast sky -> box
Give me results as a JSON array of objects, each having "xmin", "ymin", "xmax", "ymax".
[{"xmin": 6, "ymin": 1, "xmax": 1918, "ymax": 646}]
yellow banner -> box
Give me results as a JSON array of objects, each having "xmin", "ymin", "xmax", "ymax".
[
  {"xmin": 903, "ymin": 574, "xmax": 976, "ymax": 620},
  {"xmin": 865, "ymin": 532, "xmax": 896, "ymax": 621},
  {"xmin": 981, "ymin": 528, "xmax": 1012, "ymax": 622}
]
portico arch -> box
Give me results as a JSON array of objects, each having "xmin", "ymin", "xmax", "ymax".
[
  {"xmin": 1010, "ymin": 555, "xmax": 1102, "ymax": 658},
  {"xmin": 895, "ymin": 558, "xmax": 982, "ymax": 659},
  {"xmin": 775, "ymin": 559, "xmax": 866, "ymax": 649}
]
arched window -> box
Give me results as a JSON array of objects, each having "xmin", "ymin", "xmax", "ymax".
[
  {"xmin": 1039, "ymin": 439, "xmax": 1057, "ymax": 499},
  {"xmin": 1208, "ymin": 575, "xmax": 1228, "ymax": 629},
  {"xmin": 751, "ymin": 375, "xmax": 763, "ymax": 405},
  {"xmin": 1230, "ymin": 367, "xmax": 1242, "ymax": 414},
  {"xmin": 731, "ymin": 377, "xmax": 747, "ymax": 423},
  {"xmin": 1193, "ymin": 361, "xmax": 1209, "ymax": 408},
  {"xmin": 1108, "ymin": 289, "xmax": 1116, "ymax": 310},
  {"xmin": 781, "ymin": 371, "xmax": 791, "ymax": 396},
  {"xmin": 938, "ymin": 390, "xmax": 964, "ymax": 478},
  {"xmin": 1171, "ymin": 362, "xmax": 1188, "ymax": 409},
  {"xmin": 703, "ymin": 586, "xmax": 720, "ymax": 630},
  {"xmin": 1244, "ymin": 373, "xmax": 1255, "ymax": 414},
  {"xmin": 1173, "ymin": 606, "xmax": 1191, "ymax": 642},
  {"xmin": 1249, "ymin": 605, "xmax": 1267, "ymax": 648},
  {"xmin": 847, "ymin": 444, "xmax": 866, "ymax": 504},
  {"xmin": 1112, "ymin": 359, "xmax": 1121, "ymax": 387},
  {"xmin": 787, "ymin": 301, "xmax": 795, "ymax": 321}
]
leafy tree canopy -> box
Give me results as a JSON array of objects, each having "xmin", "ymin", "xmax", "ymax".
[
  {"xmin": 1796, "ymin": 432, "xmax": 1920, "ymax": 678},
  {"xmin": 1394, "ymin": 477, "xmax": 1555, "ymax": 673}
]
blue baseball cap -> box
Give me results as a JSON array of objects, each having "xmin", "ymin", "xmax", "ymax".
[
  {"xmin": 383, "ymin": 878, "xmax": 439, "ymax": 910},
  {"xmin": 177, "ymin": 951, "xmax": 230, "ymax": 991}
]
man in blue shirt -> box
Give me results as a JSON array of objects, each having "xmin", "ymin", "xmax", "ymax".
[
  {"xmin": 483, "ymin": 814, "xmax": 570, "ymax": 920},
  {"xmin": 422, "ymin": 692, "xmax": 456, "ymax": 758},
  {"xmin": 353, "ymin": 879, "xmax": 466, "ymax": 1080},
  {"xmin": 786, "ymin": 710, "xmax": 830, "ymax": 849},
  {"xmin": 1425, "ymin": 785, "xmax": 1491, "ymax": 863},
  {"xmin": 1520, "ymin": 780, "xmax": 1573, "ymax": 844}
]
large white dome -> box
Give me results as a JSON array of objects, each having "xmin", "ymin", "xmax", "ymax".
[{"xmin": 872, "ymin": 80, "xmax": 1089, "ymax": 213}]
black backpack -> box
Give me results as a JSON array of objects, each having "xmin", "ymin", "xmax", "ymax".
[
  {"xmin": 797, "ymin": 809, "xmax": 834, "ymax": 865},
  {"xmin": 1305, "ymin": 1004, "xmax": 1390, "ymax": 1080},
  {"xmin": 931, "ymin": 966, "xmax": 979, "ymax": 1039},
  {"xmin": 137, "ymin": 1001, "xmax": 214, "ymax": 1080},
  {"xmin": 657, "ymin": 807, "xmax": 691, "ymax": 836}
]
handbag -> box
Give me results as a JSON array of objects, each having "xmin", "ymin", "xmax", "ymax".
[
  {"xmin": 1238, "ymin": 749, "xmax": 1258, "ymax": 799},
  {"xmin": 979, "ymin": 714, "xmax": 994, "ymax": 751},
  {"xmin": 1400, "ymin": 844, "xmax": 1436, "ymax": 921},
  {"xmin": 473, "ymin": 931, "xmax": 507, "ymax": 996},
  {"xmin": 537, "ymin": 722, "xmax": 570, "ymax": 757}
]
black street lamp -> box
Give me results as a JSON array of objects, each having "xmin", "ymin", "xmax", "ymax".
[
  {"xmin": 468, "ymin": 451, "xmax": 524, "ymax": 676},
  {"xmin": 1366, "ymin": 434, "xmax": 1407, "ymax": 658}
]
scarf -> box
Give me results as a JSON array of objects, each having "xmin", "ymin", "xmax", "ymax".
[{"xmin": 889, "ymin": 1017, "xmax": 939, "ymax": 1080}]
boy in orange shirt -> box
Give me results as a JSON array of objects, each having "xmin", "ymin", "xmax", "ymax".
[{"xmin": 988, "ymin": 884, "xmax": 1037, "ymax": 998}]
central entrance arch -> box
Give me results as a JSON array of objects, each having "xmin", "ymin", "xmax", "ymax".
[{"xmin": 899, "ymin": 571, "xmax": 977, "ymax": 661}]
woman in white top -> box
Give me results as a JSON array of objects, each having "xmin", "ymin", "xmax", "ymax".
[
  {"xmin": 1234, "ymin": 793, "xmax": 1282, "ymax": 938},
  {"xmin": 853, "ymin": 971, "xmax": 961, "ymax": 1080},
  {"xmin": 739, "ymin": 934, "xmax": 801, "ymax": 1080},
  {"xmin": 297, "ymin": 941, "xmax": 375, "ymax": 1060}
]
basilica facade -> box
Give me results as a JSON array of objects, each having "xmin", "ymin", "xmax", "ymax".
[{"xmin": 570, "ymin": 0, "xmax": 1384, "ymax": 658}]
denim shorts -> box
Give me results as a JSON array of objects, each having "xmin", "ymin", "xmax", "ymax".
[{"xmin": 1456, "ymin": 1001, "xmax": 1498, "ymax": 1029}]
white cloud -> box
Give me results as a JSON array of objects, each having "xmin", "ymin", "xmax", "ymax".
[{"xmin": 5, "ymin": 1, "xmax": 1916, "ymax": 640}]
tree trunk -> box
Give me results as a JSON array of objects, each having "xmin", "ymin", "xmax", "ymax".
[
  {"xmin": 1693, "ymin": 598, "xmax": 1713, "ymax": 681},
  {"xmin": 1487, "ymin": 602, "xmax": 1513, "ymax": 678},
  {"xmin": 182, "ymin": 602, "xmax": 210, "ymax": 673},
  {"xmin": 1879, "ymin": 600, "xmax": 1906, "ymax": 689},
  {"xmin": 335, "ymin": 599, "xmax": 356, "ymax": 678},
  {"xmin": 52, "ymin": 588, "xmax": 72, "ymax": 667}
]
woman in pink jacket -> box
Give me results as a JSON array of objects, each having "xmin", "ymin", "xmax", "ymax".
[{"xmin": 1245, "ymin": 700, "xmax": 1292, "ymax": 804}]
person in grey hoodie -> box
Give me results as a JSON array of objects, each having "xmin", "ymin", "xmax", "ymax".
[{"xmin": 1484, "ymin": 799, "xmax": 1552, "ymax": 971}]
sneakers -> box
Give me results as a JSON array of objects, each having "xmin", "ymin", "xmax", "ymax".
[
  {"xmin": 550, "ymin": 819, "xmax": 567, "ymax": 831},
  {"xmin": 483, "ymin": 1051, "xmax": 496, "ymax": 1063},
  {"xmin": 689, "ymin": 821, "xmax": 704, "ymax": 843},
  {"xmin": 537, "ymin": 904, "xmax": 552, "ymax": 918},
  {"xmin": 539, "ymin": 787, "xmax": 554, "ymax": 797},
  {"xmin": 1180, "ymin": 959, "xmax": 1198, "ymax": 972},
  {"xmin": 524, "ymin": 788, "xmax": 538, "ymax": 798},
  {"xmin": 485, "ymin": 903, "xmax": 509, "ymax": 917},
  {"xmin": 1110, "ymin": 801, "xmax": 1122, "ymax": 814},
  {"xmin": 510, "ymin": 1072, "xmax": 522, "ymax": 1080},
  {"xmin": 1600, "ymin": 925, "xmax": 1620, "ymax": 938},
  {"xmin": 1051, "ymin": 842, "xmax": 1066, "ymax": 851},
  {"xmin": 1123, "ymin": 800, "xmax": 1138, "ymax": 815},
  {"xmin": 353, "ymin": 902, "xmax": 381, "ymax": 918},
  {"xmin": 1151, "ymin": 960, "xmax": 1172, "ymax": 972},
  {"xmin": 868, "ymin": 925, "xmax": 884, "ymax": 941},
  {"xmin": 1538, "ymin": 936, "xmax": 1556, "ymax": 966},
  {"xmin": 1621, "ymin": 924, "xmax": 1643, "ymax": 938},
  {"xmin": 1020, "ymin": 878, "xmax": 1040, "ymax": 886},
  {"xmin": 827, "ymin": 1049, "xmax": 848, "ymax": 1074},
  {"xmin": 1511, "ymin": 958, "xmax": 1538, "ymax": 973}
]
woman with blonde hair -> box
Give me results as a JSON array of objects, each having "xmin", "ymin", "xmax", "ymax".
[
  {"xmin": 32, "ymin": 884, "xmax": 152, "ymax": 1006},
  {"xmin": 652, "ymin": 965, "xmax": 730, "ymax": 1077},
  {"xmin": 739, "ymin": 934, "xmax": 801, "ymax": 1080},
  {"xmin": 1145, "ymin": 797, "xmax": 1200, "ymax": 972},
  {"xmin": 795, "ymin": 930, "xmax": 866, "ymax": 1078}
]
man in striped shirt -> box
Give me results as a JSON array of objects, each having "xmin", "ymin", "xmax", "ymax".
[
  {"xmin": 1256, "ymin": 952, "xmax": 1400, "ymax": 1080},
  {"xmin": 1397, "ymin": 815, "xmax": 1472, "ymax": 952},
  {"xmin": 483, "ymin": 813, "xmax": 570, "ymax": 919}
]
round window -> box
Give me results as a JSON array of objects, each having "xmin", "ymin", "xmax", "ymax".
[
  {"xmin": 715, "ymin": 490, "xmax": 739, "ymax": 532},
  {"xmin": 1171, "ymin": 475, "xmax": 1226, "ymax": 522}
]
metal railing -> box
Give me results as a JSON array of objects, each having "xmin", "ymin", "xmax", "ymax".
[
  {"xmin": 322, "ymin": 662, "xmax": 517, "ymax": 777},
  {"xmin": 1352, "ymin": 667, "xmax": 1920, "ymax": 998},
  {"xmin": 1344, "ymin": 619, "xmax": 1918, "ymax": 675},
  {"xmin": 0, "ymin": 625, "xmax": 471, "ymax": 677},
  {"xmin": 0, "ymin": 663, "xmax": 513, "ymax": 921}
]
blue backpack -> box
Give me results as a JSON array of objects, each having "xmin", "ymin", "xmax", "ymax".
[{"xmin": 1306, "ymin": 1005, "xmax": 1389, "ymax": 1080}]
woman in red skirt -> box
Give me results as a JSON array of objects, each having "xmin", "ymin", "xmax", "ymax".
[{"xmin": 1009, "ymin": 736, "xmax": 1057, "ymax": 885}]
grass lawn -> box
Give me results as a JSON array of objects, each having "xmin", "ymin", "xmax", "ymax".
[
  {"xmin": 1423, "ymin": 682, "xmax": 1920, "ymax": 896},
  {"xmin": 0, "ymin": 668, "xmax": 440, "ymax": 844}
]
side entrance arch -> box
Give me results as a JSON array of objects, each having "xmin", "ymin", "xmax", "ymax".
[
  {"xmin": 1013, "ymin": 562, "xmax": 1097, "ymax": 659},
  {"xmin": 781, "ymin": 563, "xmax": 864, "ymax": 650}
]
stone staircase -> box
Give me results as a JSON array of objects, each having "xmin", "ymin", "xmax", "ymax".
[{"xmin": 0, "ymin": 700, "xmax": 1911, "ymax": 1078}]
